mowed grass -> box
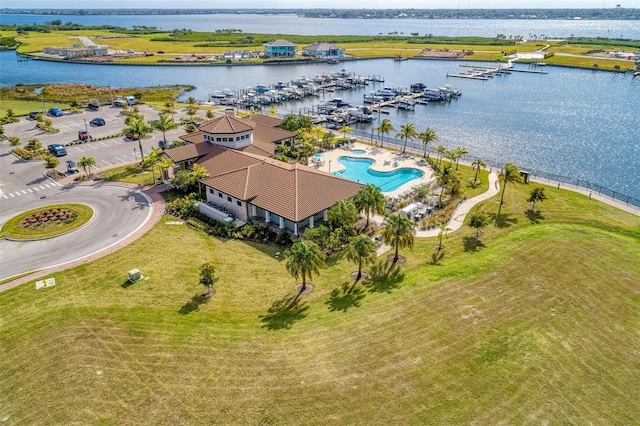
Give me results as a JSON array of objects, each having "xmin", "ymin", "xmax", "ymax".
[{"xmin": 1, "ymin": 182, "xmax": 639, "ymax": 424}]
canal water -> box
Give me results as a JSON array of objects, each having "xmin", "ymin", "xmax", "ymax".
[{"xmin": 2, "ymin": 50, "xmax": 638, "ymax": 199}]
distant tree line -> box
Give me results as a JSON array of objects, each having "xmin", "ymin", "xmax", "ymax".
[{"xmin": 1, "ymin": 8, "xmax": 638, "ymax": 20}]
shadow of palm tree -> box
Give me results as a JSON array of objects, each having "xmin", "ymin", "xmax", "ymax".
[
  {"xmin": 259, "ymin": 294, "xmax": 309, "ymax": 330},
  {"xmin": 462, "ymin": 236, "xmax": 486, "ymax": 253},
  {"xmin": 326, "ymin": 282, "xmax": 366, "ymax": 312},
  {"xmin": 489, "ymin": 212, "xmax": 518, "ymax": 228},
  {"xmin": 363, "ymin": 260, "xmax": 404, "ymax": 293},
  {"xmin": 525, "ymin": 209, "xmax": 545, "ymax": 224},
  {"xmin": 178, "ymin": 293, "xmax": 210, "ymax": 315}
]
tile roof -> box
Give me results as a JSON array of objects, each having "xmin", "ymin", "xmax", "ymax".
[
  {"xmin": 199, "ymin": 115, "xmax": 254, "ymax": 134},
  {"xmin": 200, "ymin": 153, "xmax": 362, "ymax": 222},
  {"xmin": 163, "ymin": 138, "xmax": 210, "ymax": 163}
]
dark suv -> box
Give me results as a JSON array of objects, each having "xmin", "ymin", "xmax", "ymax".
[{"xmin": 29, "ymin": 111, "xmax": 41, "ymax": 120}]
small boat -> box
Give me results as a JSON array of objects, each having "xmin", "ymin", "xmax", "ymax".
[
  {"xmin": 393, "ymin": 54, "xmax": 408, "ymax": 61},
  {"xmin": 326, "ymin": 57, "xmax": 339, "ymax": 64}
]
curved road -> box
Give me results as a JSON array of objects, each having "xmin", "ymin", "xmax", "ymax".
[{"xmin": 0, "ymin": 183, "xmax": 153, "ymax": 281}]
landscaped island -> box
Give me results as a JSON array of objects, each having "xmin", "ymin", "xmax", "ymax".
[{"xmin": 3, "ymin": 22, "xmax": 638, "ymax": 71}]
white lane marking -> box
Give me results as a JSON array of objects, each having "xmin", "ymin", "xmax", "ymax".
[
  {"xmin": 99, "ymin": 141, "xmax": 110, "ymax": 147},
  {"xmin": 21, "ymin": 190, "xmax": 27, "ymax": 195},
  {"xmin": 33, "ymin": 187, "xmax": 39, "ymax": 191},
  {"xmin": 101, "ymin": 160, "xmax": 113, "ymax": 167},
  {"xmin": 85, "ymin": 143, "xmax": 98, "ymax": 150},
  {"xmin": 73, "ymin": 146, "xmax": 85, "ymax": 152},
  {"xmin": 27, "ymin": 189, "xmax": 33, "ymax": 193}
]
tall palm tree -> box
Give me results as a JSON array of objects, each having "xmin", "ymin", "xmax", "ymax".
[
  {"xmin": 381, "ymin": 214, "xmax": 416, "ymax": 263},
  {"xmin": 396, "ymin": 123, "xmax": 418, "ymax": 154},
  {"xmin": 151, "ymin": 113, "xmax": 177, "ymax": 145},
  {"xmin": 327, "ymin": 199, "xmax": 359, "ymax": 229},
  {"xmin": 375, "ymin": 118, "xmax": 395, "ymax": 149},
  {"xmin": 344, "ymin": 234, "xmax": 377, "ymax": 282},
  {"xmin": 123, "ymin": 118, "xmax": 152, "ymax": 161},
  {"xmin": 434, "ymin": 144, "xmax": 447, "ymax": 169},
  {"xmin": 269, "ymin": 105, "xmax": 278, "ymax": 117},
  {"xmin": 471, "ymin": 157, "xmax": 487, "ymax": 184},
  {"xmin": 157, "ymin": 156, "xmax": 174, "ymax": 182},
  {"xmin": 354, "ymin": 184, "xmax": 385, "ymax": 229},
  {"xmin": 144, "ymin": 148, "xmax": 163, "ymax": 183},
  {"xmin": 417, "ymin": 128, "xmax": 438, "ymax": 158},
  {"xmin": 497, "ymin": 163, "xmax": 523, "ymax": 216},
  {"xmin": 77, "ymin": 156, "xmax": 96, "ymax": 177},
  {"xmin": 189, "ymin": 163, "xmax": 210, "ymax": 197},
  {"xmin": 452, "ymin": 146, "xmax": 468, "ymax": 170},
  {"xmin": 285, "ymin": 239, "xmax": 326, "ymax": 292},
  {"xmin": 437, "ymin": 164, "xmax": 454, "ymax": 203}
]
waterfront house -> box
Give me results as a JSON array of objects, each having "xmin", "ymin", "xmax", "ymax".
[
  {"xmin": 302, "ymin": 42, "xmax": 345, "ymax": 58},
  {"xmin": 263, "ymin": 39, "xmax": 298, "ymax": 58},
  {"xmin": 164, "ymin": 111, "xmax": 361, "ymax": 234}
]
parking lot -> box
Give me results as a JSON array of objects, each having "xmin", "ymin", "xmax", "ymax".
[{"xmin": 0, "ymin": 104, "xmax": 188, "ymax": 199}]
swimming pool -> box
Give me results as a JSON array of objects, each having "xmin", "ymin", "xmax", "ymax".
[
  {"xmin": 350, "ymin": 149, "xmax": 367, "ymax": 155},
  {"xmin": 332, "ymin": 157, "xmax": 424, "ymax": 192},
  {"xmin": 313, "ymin": 153, "xmax": 324, "ymax": 158}
]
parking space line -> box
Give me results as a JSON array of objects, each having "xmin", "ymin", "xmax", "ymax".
[
  {"xmin": 21, "ymin": 190, "xmax": 27, "ymax": 195},
  {"xmin": 99, "ymin": 141, "xmax": 110, "ymax": 147},
  {"xmin": 39, "ymin": 186, "xmax": 45, "ymax": 190},
  {"xmin": 72, "ymin": 146, "xmax": 85, "ymax": 153},
  {"xmin": 85, "ymin": 143, "xmax": 98, "ymax": 150},
  {"xmin": 2, "ymin": 195, "xmax": 7, "ymax": 199},
  {"xmin": 101, "ymin": 160, "xmax": 113, "ymax": 167},
  {"xmin": 115, "ymin": 156, "xmax": 127, "ymax": 163},
  {"xmin": 27, "ymin": 189, "xmax": 33, "ymax": 193},
  {"xmin": 9, "ymin": 193, "xmax": 14, "ymax": 198},
  {"xmin": 33, "ymin": 187, "xmax": 39, "ymax": 191}
]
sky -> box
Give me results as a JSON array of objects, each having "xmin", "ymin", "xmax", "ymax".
[{"xmin": 2, "ymin": 1, "xmax": 638, "ymax": 9}]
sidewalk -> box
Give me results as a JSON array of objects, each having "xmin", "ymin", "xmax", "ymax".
[{"xmin": 0, "ymin": 180, "xmax": 166, "ymax": 292}]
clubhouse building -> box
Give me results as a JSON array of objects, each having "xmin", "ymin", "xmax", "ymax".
[{"xmin": 164, "ymin": 111, "xmax": 362, "ymax": 235}]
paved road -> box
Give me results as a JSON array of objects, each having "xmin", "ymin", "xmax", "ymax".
[{"xmin": 0, "ymin": 183, "xmax": 153, "ymax": 281}]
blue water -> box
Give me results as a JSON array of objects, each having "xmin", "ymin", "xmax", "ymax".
[
  {"xmin": 313, "ymin": 153, "xmax": 324, "ymax": 158},
  {"xmin": 2, "ymin": 14, "xmax": 639, "ymax": 39},
  {"xmin": 333, "ymin": 157, "xmax": 424, "ymax": 192},
  {"xmin": 350, "ymin": 149, "xmax": 367, "ymax": 155}
]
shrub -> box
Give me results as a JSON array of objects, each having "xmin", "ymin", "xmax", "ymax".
[{"xmin": 275, "ymin": 230, "xmax": 292, "ymax": 246}]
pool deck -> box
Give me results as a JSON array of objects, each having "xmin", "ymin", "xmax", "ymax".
[{"xmin": 313, "ymin": 142, "xmax": 434, "ymax": 198}]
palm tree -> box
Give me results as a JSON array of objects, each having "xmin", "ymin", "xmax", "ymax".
[
  {"xmin": 471, "ymin": 157, "xmax": 487, "ymax": 184},
  {"xmin": 381, "ymin": 214, "xmax": 416, "ymax": 263},
  {"xmin": 344, "ymin": 234, "xmax": 377, "ymax": 282},
  {"xmin": 396, "ymin": 123, "xmax": 418, "ymax": 154},
  {"xmin": 143, "ymin": 148, "xmax": 163, "ymax": 183},
  {"xmin": 468, "ymin": 212, "xmax": 489, "ymax": 238},
  {"xmin": 375, "ymin": 118, "xmax": 395, "ymax": 148},
  {"xmin": 189, "ymin": 163, "xmax": 210, "ymax": 197},
  {"xmin": 434, "ymin": 144, "xmax": 447, "ymax": 169},
  {"xmin": 497, "ymin": 163, "xmax": 523, "ymax": 216},
  {"xmin": 354, "ymin": 184, "xmax": 385, "ymax": 229},
  {"xmin": 527, "ymin": 187, "xmax": 547, "ymax": 210},
  {"xmin": 151, "ymin": 113, "xmax": 177, "ymax": 145},
  {"xmin": 437, "ymin": 164, "xmax": 454, "ymax": 203},
  {"xmin": 285, "ymin": 239, "xmax": 326, "ymax": 292},
  {"xmin": 339, "ymin": 124, "xmax": 351, "ymax": 143},
  {"xmin": 268, "ymin": 105, "xmax": 278, "ymax": 117},
  {"xmin": 158, "ymin": 156, "xmax": 174, "ymax": 182},
  {"xmin": 417, "ymin": 128, "xmax": 438, "ymax": 158},
  {"xmin": 433, "ymin": 222, "xmax": 452, "ymax": 260},
  {"xmin": 199, "ymin": 262, "xmax": 217, "ymax": 297},
  {"xmin": 452, "ymin": 146, "xmax": 468, "ymax": 170},
  {"xmin": 123, "ymin": 118, "xmax": 152, "ymax": 161},
  {"xmin": 77, "ymin": 156, "xmax": 96, "ymax": 177},
  {"xmin": 327, "ymin": 199, "xmax": 359, "ymax": 229}
]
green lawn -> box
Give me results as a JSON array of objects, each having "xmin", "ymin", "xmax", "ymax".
[{"xmin": 1, "ymin": 181, "xmax": 639, "ymax": 424}]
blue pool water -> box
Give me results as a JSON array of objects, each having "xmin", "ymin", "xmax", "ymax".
[
  {"xmin": 350, "ymin": 149, "xmax": 367, "ymax": 155},
  {"xmin": 332, "ymin": 157, "xmax": 424, "ymax": 192},
  {"xmin": 313, "ymin": 153, "xmax": 324, "ymax": 158}
]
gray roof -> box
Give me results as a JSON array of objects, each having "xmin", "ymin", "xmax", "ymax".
[
  {"xmin": 303, "ymin": 42, "xmax": 344, "ymax": 52},
  {"xmin": 265, "ymin": 39, "xmax": 297, "ymax": 47}
]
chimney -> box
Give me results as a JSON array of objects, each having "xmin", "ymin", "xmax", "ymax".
[{"xmin": 225, "ymin": 108, "xmax": 235, "ymax": 116}]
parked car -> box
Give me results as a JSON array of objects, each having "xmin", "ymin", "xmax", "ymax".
[
  {"xmin": 90, "ymin": 117, "xmax": 105, "ymax": 126},
  {"xmin": 158, "ymin": 140, "xmax": 174, "ymax": 149},
  {"xmin": 48, "ymin": 107, "xmax": 63, "ymax": 117},
  {"xmin": 47, "ymin": 143, "xmax": 67, "ymax": 157},
  {"xmin": 66, "ymin": 160, "xmax": 78, "ymax": 173},
  {"xmin": 78, "ymin": 130, "xmax": 92, "ymax": 141},
  {"xmin": 88, "ymin": 99, "xmax": 100, "ymax": 110},
  {"xmin": 28, "ymin": 111, "xmax": 41, "ymax": 120},
  {"xmin": 187, "ymin": 120, "xmax": 201, "ymax": 127}
]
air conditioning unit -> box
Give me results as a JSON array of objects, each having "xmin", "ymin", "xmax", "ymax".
[{"xmin": 128, "ymin": 268, "xmax": 141, "ymax": 283}]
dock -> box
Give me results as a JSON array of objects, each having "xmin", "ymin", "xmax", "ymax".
[{"xmin": 449, "ymin": 62, "xmax": 547, "ymax": 80}]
